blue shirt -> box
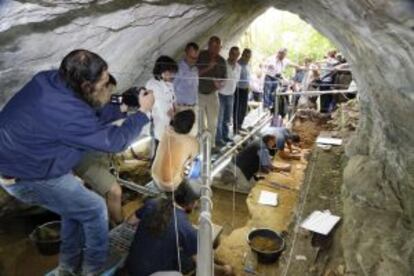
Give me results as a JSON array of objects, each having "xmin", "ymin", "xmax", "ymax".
[
  {"xmin": 262, "ymin": 126, "xmax": 290, "ymax": 150},
  {"xmin": 0, "ymin": 70, "xmax": 149, "ymax": 180},
  {"xmin": 293, "ymin": 70, "xmax": 306, "ymax": 83},
  {"xmin": 174, "ymin": 59, "xmax": 199, "ymax": 105},
  {"xmin": 258, "ymin": 145, "xmax": 272, "ymax": 167},
  {"xmin": 237, "ymin": 60, "xmax": 250, "ymax": 89},
  {"xmin": 126, "ymin": 200, "xmax": 198, "ymax": 276}
]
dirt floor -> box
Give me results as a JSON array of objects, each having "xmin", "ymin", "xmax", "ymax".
[
  {"xmin": 214, "ymin": 148, "xmax": 310, "ymax": 275},
  {"xmin": 214, "ymin": 119, "xmax": 348, "ymax": 275}
]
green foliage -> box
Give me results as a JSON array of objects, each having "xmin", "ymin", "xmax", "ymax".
[{"xmin": 238, "ymin": 8, "xmax": 335, "ymax": 77}]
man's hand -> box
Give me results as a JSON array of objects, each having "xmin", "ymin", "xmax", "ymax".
[
  {"xmin": 222, "ymin": 265, "xmax": 235, "ymax": 276},
  {"xmin": 214, "ymin": 80, "xmax": 225, "ymax": 89},
  {"xmin": 208, "ymin": 59, "xmax": 217, "ymax": 70},
  {"xmin": 260, "ymin": 166, "xmax": 271, "ymax": 174},
  {"xmin": 214, "ymin": 263, "xmax": 235, "ymax": 276},
  {"xmin": 167, "ymin": 108, "xmax": 174, "ymax": 118},
  {"xmin": 120, "ymin": 103, "xmax": 128, "ymax": 113},
  {"xmin": 138, "ymin": 90, "xmax": 154, "ymax": 113}
]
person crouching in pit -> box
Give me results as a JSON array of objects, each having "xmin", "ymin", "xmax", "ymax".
[
  {"xmin": 149, "ymin": 110, "xmax": 200, "ymax": 192},
  {"xmin": 222, "ymin": 135, "xmax": 278, "ymax": 193},
  {"xmin": 125, "ymin": 182, "xmax": 235, "ymax": 276},
  {"xmin": 261, "ymin": 126, "xmax": 301, "ymax": 160}
]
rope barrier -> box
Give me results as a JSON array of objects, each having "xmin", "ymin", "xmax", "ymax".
[
  {"xmin": 275, "ymin": 89, "xmax": 357, "ymax": 96},
  {"xmin": 282, "ymin": 150, "xmax": 319, "ymax": 276}
]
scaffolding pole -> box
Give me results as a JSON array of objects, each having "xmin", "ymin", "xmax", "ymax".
[
  {"xmin": 197, "ymin": 129, "xmax": 214, "ymax": 276},
  {"xmin": 212, "ymin": 112, "xmax": 273, "ymax": 168},
  {"xmin": 275, "ymin": 89, "xmax": 357, "ymax": 96}
]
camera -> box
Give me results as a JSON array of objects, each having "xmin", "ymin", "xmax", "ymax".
[{"xmin": 110, "ymin": 86, "xmax": 147, "ymax": 108}]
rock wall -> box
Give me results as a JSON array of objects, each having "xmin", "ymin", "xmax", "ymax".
[
  {"xmin": 1, "ymin": 0, "xmax": 414, "ymax": 274},
  {"xmin": 0, "ymin": 0, "xmax": 266, "ymax": 107}
]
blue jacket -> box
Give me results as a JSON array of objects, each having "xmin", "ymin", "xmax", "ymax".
[{"xmin": 0, "ymin": 70, "xmax": 149, "ymax": 180}]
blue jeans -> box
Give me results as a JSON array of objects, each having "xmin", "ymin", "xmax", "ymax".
[
  {"xmin": 320, "ymin": 82, "xmax": 333, "ymax": 113},
  {"xmin": 263, "ymin": 75, "xmax": 278, "ymax": 109},
  {"xmin": 1, "ymin": 174, "xmax": 108, "ymax": 274},
  {"xmin": 216, "ymin": 94, "xmax": 234, "ymax": 143},
  {"xmin": 233, "ymin": 88, "xmax": 249, "ymax": 133}
]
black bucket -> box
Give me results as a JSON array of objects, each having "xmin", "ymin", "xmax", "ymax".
[
  {"xmin": 247, "ymin": 228, "xmax": 285, "ymax": 264},
  {"xmin": 29, "ymin": 220, "xmax": 61, "ymax": 256}
]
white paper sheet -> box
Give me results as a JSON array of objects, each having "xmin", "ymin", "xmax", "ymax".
[
  {"xmin": 317, "ymin": 144, "xmax": 332, "ymax": 150},
  {"xmin": 316, "ymin": 137, "xmax": 343, "ymax": 146},
  {"xmin": 258, "ymin": 191, "xmax": 278, "ymax": 206},
  {"xmin": 300, "ymin": 210, "xmax": 341, "ymax": 235}
]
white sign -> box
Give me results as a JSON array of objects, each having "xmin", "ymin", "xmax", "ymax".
[
  {"xmin": 300, "ymin": 210, "xmax": 341, "ymax": 235},
  {"xmin": 316, "ymin": 137, "xmax": 343, "ymax": 146},
  {"xmin": 258, "ymin": 191, "xmax": 278, "ymax": 206}
]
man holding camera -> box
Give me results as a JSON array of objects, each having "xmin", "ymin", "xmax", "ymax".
[{"xmin": 0, "ymin": 49, "xmax": 154, "ymax": 275}]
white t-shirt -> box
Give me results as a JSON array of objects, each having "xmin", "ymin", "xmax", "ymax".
[
  {"xmin": 250, "ymin": 73, "xmax": 264, "ymax": 93},
  {"xmin": 218, "ymin": 61, "xmax": 241, "ymax": 96},
  {"xmin": 264, "ymin": 56, "xmax": 291, "ymax": 77},
  {"xmin": 146, "ymin": 77, "xmax": 176, "ymax": 141}
]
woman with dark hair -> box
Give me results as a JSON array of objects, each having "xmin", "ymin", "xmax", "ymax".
[
  {"xmin": 125, "ymin": 182, "xmax": 234, "ymax": 276},
  {"xmin": 146, "ymin": 56, "xmax": 178, "ymax": 154},
  {"xmin": 125, "ymin": 182, "xmax": 198, "ymax": 276}
]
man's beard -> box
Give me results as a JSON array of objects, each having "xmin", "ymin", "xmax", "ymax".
[{"xmin": 82, "ymin": 88, "xmax": 111, "ymax": 108}]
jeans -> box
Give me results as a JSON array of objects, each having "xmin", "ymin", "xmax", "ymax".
[
  {"xmin": 252, "ymin": 91, "xmax": 262, "ymax": 102},
  {"xmin": 320, "ymin": 82, "xmax": 333, "ymax": 113},
  {"xmin": 217, "ymin": 94, "xmax": 234, "ymax": 143},
  {"xmin": 233, "ymin": 87, "xmax": 249, "ymax": 133},
  {"xmin": 1, "ymin": 174, "xmax": 108, "ymax": 274},
  {"xmin": 263, "ymin": 75, "xmax": 278, "ymax": 108}
]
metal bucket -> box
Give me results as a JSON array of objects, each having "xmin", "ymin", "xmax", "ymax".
[
  {"xmin": 29, "ymin": 220, "xmax": 61, "ymax": 256},
  {"xmin": 247, "ymin": 228, "xmax": 285, "ymax": 264}
]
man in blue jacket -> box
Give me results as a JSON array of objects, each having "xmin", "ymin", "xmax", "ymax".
[{"xmin": 0, "ymin": 49, "xmax": 154, "ymax": 275}]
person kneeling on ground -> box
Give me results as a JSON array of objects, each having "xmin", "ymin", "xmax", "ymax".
[
  {"xmin": 150, "ymin": 110, "xmax": 200, "ymax": 192},
  {"xmin": 262, "ymin": 126, "xmax": 301, "ymax": 160},
  {"xmin": 223, "ymin": 135, "xmax": 278, "ymax": 193},
  {"xmin": 125, "ymin": 182, "xmax": 234, "ymax": 276}
]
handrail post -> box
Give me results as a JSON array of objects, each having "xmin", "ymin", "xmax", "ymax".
[{"xmin": 196, "ymin": 111, "xmax": 214, "ymax": 276}]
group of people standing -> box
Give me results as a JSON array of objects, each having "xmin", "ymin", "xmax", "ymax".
[
  {"xmin": 147, "ymin": 36, "xmax": 253, "ymax": 151},
  {"xmin": 250, "ymin": 48, "xmax": 352, "ymax": 117}
]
